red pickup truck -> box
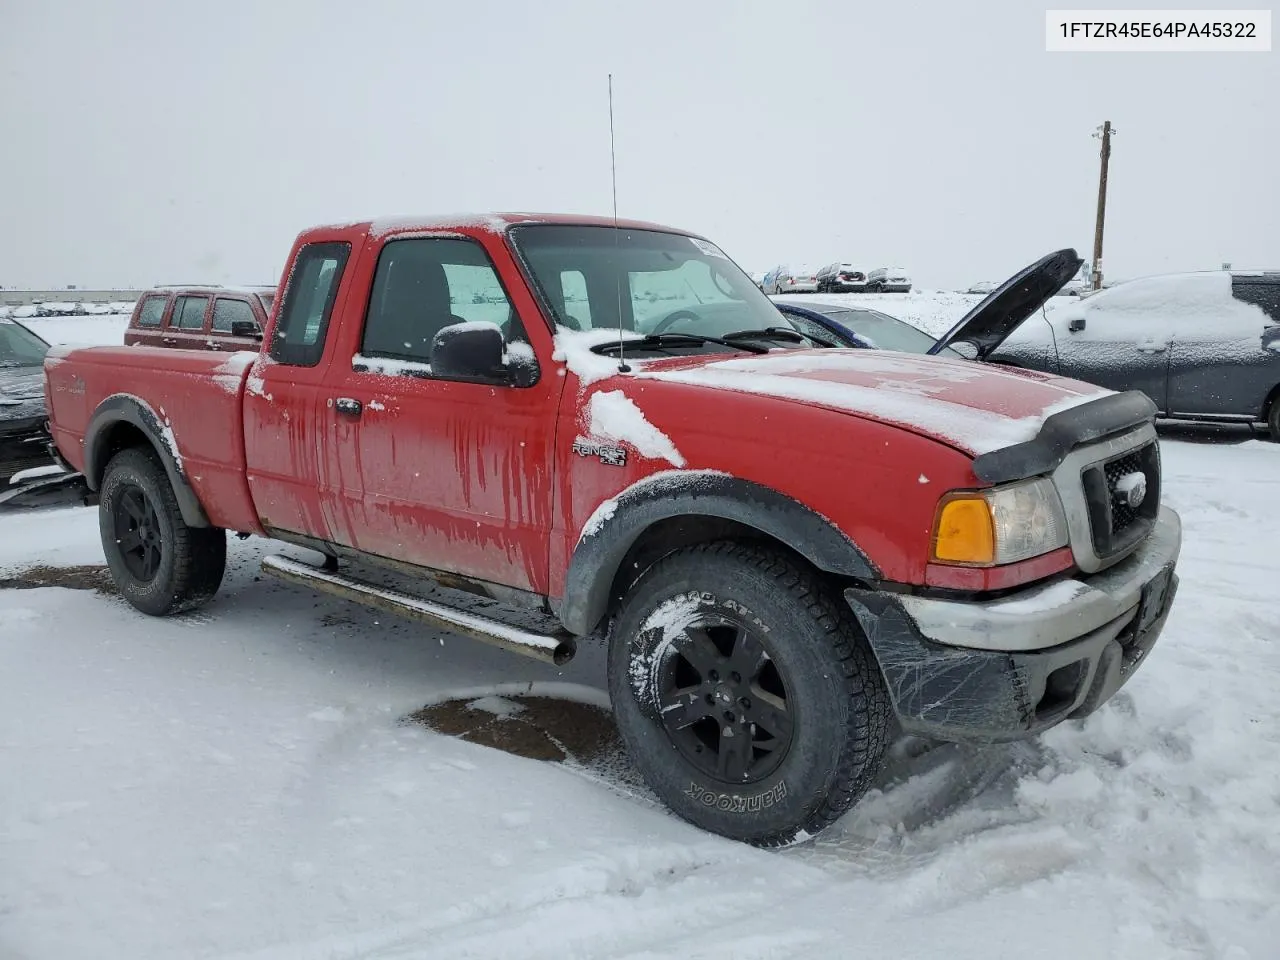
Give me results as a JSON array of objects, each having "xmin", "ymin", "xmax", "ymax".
[{"xmin": 43, "ymin": 213, "xmax": 1182, "ymax": 846}]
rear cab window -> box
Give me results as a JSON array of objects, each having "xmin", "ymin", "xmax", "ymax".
[
  {"xmin": 135, "ymin": 295, "xmax": 169, "ymax": 328},
  {"xmin": 269, "ymin": 242, "xmax": 352, "ymax": 366}
]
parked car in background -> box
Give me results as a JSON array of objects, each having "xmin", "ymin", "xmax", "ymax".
[
  {"xmin": 992, "ymin": 270, "xmax": 1280, "ymax": 440},
  {"xmin": 867, "ymin": 267, "xmax": 912, "ymax": 293},
  {"xmin": 124, "ymin": 286, "xmax": 273, "ymax": 351},
  {"xmin": 965, "ymin": 281, "xmax": 998, "ymax": 295},
  {"xmin": 762, "ymin": 264, "xmax": 818, "ymax": 294},
  {"xmin": 815, "ymin": 263, "xmax": 868, "ymax": 293},
  {"xmin": 1, "ymin": 316, "xmax": 55, "ymax": 486},
  {"xmin": 777, "ymin": 249, "xmax": 1087, "ymax": 368},
  {"xmin": 773, "ymin": 299, "xmax": 962, "ymax": 355}
]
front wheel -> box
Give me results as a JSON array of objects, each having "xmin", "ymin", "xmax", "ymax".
[
  {"xmin": 99, "ymin": 446, "xmax": 226, "ymax": 616},
  {"xmin": 608, "ymin": 542, "xmax": 890, "ymax": 846},
  {"xmin": 1268, "ymin": 395, "xmax": 1280, "ymax": 442}
]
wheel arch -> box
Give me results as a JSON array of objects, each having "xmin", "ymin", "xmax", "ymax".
[
  {"xmin": 555, "ymin": 472, "xmax": 879, "ymax": 636},
  {"xmin": 1261, "ymin": 381, "xmax": 1280, "ymax": 422},
  {"xmin": 84, "ymin": 394, "xmax": 211, "ymax": 528}
]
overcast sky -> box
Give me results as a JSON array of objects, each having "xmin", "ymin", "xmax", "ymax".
[{"xmin": 2, "ymin": 0, "xmax": 1277, "ymax": 291}]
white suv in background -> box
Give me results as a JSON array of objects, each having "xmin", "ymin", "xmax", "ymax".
[{"xmin": 868, "ymin": 266, "xmax": 912, "ymax": 293}]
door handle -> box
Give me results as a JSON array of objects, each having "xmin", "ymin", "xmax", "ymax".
[
  {"xmin": 162, "ymin": 337, "xmax": 178, "ymax": 345},
  {"xmin": 334, "ymin": 397, "xmax": 362, "ymax": 416},
  {"xmin": 1136, "ymin": 343, "xmax": 1167, "ymax": 353}
]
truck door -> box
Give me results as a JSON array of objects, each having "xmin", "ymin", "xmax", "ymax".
[
  {"xmin": 243, "ymin": 240, "xmax": 354, "ymax": 544},
  {"xmin": 1052, "ymin": 301, "xmax": 1170, "ymax": 413},
  {"xmin": 165, "ymin": 295, "xmax": 212, "ymax": 350},
  {"xmin": 321, "ymin": 233, "xmax": 560, "ymax": 595},
  {"xmin": 1167, "ymin": 276, "xmax": 1280, "ymax": 421}
]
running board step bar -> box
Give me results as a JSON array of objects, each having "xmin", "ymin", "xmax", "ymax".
[{"xmin": 261, "ymin": 554, "xmax": 576, "ymax": 666}]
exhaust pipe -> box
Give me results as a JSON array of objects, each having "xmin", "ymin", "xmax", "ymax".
[{"xmin": 261, "ymin": 554, "xmax": 576, "ymax": 666}]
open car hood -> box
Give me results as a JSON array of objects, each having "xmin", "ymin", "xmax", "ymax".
[{"xmin": 928, "ymin": 248, "xmax": 1083, "ymax": 360}]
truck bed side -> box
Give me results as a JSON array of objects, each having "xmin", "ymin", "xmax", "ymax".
[{"xmin": 45, "ymin": 345, "xmax": 263, "ymax": 534}]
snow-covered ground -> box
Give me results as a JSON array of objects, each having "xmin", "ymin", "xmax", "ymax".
[
  {"xmin": 2, "ymin": 430, "xmax": 1277, "ymax": 958},
  {"xmin": 4, "ymin": 295, "xmax": 1278, "ymax": 958},
  {"xmin": 22, "ymin": 313, "xmax": 131, "ymax": 347}
]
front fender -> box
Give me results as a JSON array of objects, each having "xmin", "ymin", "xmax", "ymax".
[
  {"xmin": 557, "ymin": 470, "xmax": 879, "ymax": 635},
  {"xmin": 84, "ymin": 394, "xmax": 211, "ymax": 528}
]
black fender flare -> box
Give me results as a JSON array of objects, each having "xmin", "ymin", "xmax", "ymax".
[
  {"xmin": 83, "ymin": 394, "xmax": 211, "ymax": 528},
  {"xmin": 557, "ymin": 471, "xmax": 879, "ymax": 635}
]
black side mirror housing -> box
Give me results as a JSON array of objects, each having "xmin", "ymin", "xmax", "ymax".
[
  {"xmin": 1068, "ymin": 316, "xmax": 1086, "ymax": 333},
  {"xmin": 231, "ymin": 319, "xmax": 263, "ymax": 340},
  {"xmin": 431, "ymin": 322, "xmax": 508, "ymax": 382}
]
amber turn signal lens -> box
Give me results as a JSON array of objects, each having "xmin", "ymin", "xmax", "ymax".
[{"xmin": 933, "ymin": 497, "xmax": 995, "ymax": 565}]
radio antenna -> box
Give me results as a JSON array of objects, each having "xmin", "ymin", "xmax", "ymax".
[{"xmin": 609, "ymin": 73, "xmax": 630, "ymax": 373}]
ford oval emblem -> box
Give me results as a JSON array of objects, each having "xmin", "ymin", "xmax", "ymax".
[{"xmin": 1114, "ymin": 471, "xmax": 1147, "ymax": 510}]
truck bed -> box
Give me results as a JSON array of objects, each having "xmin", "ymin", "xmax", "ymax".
[{"xmin": 44, "ymin": 345, "xmax": 263, "ymax": 533}]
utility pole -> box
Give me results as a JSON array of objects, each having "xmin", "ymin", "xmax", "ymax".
[{"xmin": 1091, "ymin": 121, "xmax": 1114, "ymax": 290}]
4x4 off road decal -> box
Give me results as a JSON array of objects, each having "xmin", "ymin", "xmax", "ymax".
[
  {"xmin": 685, "ymin": 781, "xmax": 787, "ymax": 813},
  {"xmin": 572, "ymin": 439, "xmax": 627, "ymax": 467}
]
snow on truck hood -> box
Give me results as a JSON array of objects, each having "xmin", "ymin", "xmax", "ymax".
[{"xmin": 638, "ymin": 349, "xmax": 1112, "ymax": 456}]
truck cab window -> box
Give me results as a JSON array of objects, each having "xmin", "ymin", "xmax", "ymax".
[
  {"xmin": 270, "ymin": 242, "xmax": 351, "ymax": 366},
  {"xmin": 359, "ymin": 237, "xmax": 525, "ymax": 373}
]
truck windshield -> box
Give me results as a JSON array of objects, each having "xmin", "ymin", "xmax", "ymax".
[
  {"xmin": 509, "ymin": 225, "xmax": 787, "ymax": 341},
  {"xmin": 0, "ymin": 320, "xmax": 50, "ymax": 368}
]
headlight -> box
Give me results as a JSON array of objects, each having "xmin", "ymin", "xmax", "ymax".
[{"xmin": 931, "ymin": 477, "xmax": 1068, "ymax": 566}]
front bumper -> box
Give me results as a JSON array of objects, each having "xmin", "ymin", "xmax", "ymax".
[{"xmin": 845, "ymin": 506, "xmax": 1182, "ymax": 741}]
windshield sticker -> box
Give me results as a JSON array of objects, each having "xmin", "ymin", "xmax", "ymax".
[{"xmin": 690, "ymin": 238, "xmax": 729, "ymax": 260}]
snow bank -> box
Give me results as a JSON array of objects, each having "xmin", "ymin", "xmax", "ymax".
[
  {"xmin": 24, "ymin": 313, "xmax": 131, "ymax": 347},
  {"xmin": 583, "ymin": 390, "xmax": 685, "ymax": 467}
]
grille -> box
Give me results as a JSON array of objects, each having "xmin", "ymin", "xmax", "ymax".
[
  {"xmin": 1104, "ymin": 449, "xmax": 1143, "ymax": 536},
  {"xmin": 1082, "ymin": 441, "xmax": 1160, "ymax": 559}
]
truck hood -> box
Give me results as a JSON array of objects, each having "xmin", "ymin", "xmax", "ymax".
[
  {"xmin": 639, "ymin": 348, "xmax": 1111, "ymax": 457},
  {"xmin": 928, "ymin": 248, "xmax": 1083, "ymax": 360}
]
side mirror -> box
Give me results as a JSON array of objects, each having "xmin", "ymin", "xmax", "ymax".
[
  {"xmin": 948, "ymin": 340, "xmax": 980, "ymax": 361},
  {"xmin": 1068, "ymin": 316, "xmax": 1086, "ymax": 333},
  {"xmin": 431, "ymin": 321, "xmax": 507, "ymax": 381},
  {"xmin": 231, "ymin": 319, "xmax": 263, "ymax": 341},
  {"xmin": 1262, "ymin": 325, "xmax": 1280, "ymax": 354}
]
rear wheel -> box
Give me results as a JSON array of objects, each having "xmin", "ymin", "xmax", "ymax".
[
  {"xmin": 1268, "ymin": 393, "xmax": 1280, "ymax": 442},
  {"xmin": 608, "ymin": 541, "xmax": 890, "ymax": 846},
  {"xmin": 99, "ymin": 446, "xmax": 226, "ymax": 616}
]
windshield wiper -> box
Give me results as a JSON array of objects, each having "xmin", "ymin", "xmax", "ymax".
[
  {"xmin": 590, "ymin": 333, "xmax": 769, "ymax": 356},
  {"xmin": 723, "ymin": 327, "xmax": 836, "ymax": 348}
]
